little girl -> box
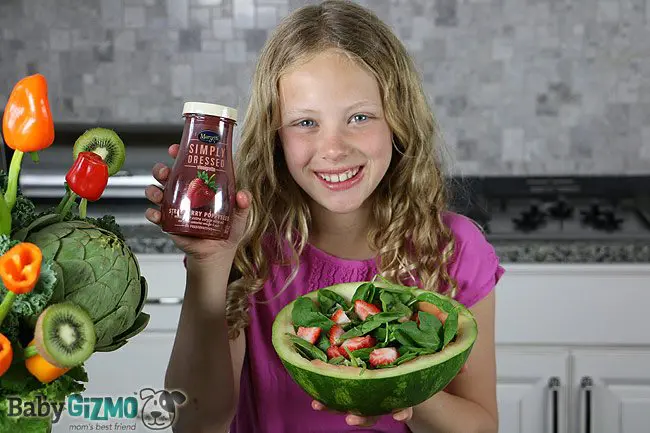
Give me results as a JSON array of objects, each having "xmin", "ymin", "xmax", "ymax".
[{"xmin": 145, "ymin": 1, "xmax": 504, "ymax": 432}]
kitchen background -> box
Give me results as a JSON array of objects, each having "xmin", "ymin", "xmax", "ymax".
[
  {"xmin": 0, "ymin": 0, "xmax": 649, "ymax": 257},
  {"xmin": 0, "ymin": 0, "xmax": 648, "ymax": 175}
]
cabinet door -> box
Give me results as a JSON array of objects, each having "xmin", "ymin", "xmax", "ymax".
[
  {"xmin": 496, "ymin": 347, "xmax": 570, "ymax": 433},
  {"xmin": 52, "ymin": 332, "xmax": 176, "ymax": 433},
  {"xmin": 571, "ymin": 349, "xmax": 650, "ymax": 433}
]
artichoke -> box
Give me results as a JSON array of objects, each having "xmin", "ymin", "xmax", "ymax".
[{"xmin": 12, "ymin": 214, "xmax": 149, "ymax": 352}]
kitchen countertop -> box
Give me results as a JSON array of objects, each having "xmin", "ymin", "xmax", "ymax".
[{"xmin": 120, "ymin": 225, "xmax": 650, "ymax": 263}]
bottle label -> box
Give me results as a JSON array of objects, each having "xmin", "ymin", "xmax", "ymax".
[{"xmin": 164, "ymin": 125, "xmax": 233, "ymax": 239}]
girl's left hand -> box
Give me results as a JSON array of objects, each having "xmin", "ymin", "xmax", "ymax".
[{"xmin": 311, "ymin": 400, "xmax": 412, "ymax": 426}]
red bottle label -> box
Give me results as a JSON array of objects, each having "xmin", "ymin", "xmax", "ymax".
[{"xmin": 161, "ymin": 115, "xmax": 235, "ymax": 240}]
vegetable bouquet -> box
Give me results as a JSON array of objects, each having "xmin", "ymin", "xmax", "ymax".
[{"xmin": 0, "ymin": 74, "xmax": 150, "ymax": 432}]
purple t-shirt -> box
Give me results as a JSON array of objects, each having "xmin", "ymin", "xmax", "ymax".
[{"xmin": 225, "ymin": 212, "xmax": 504, "ymax": 433}]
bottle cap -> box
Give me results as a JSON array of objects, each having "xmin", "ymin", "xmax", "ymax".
[{"xmin": 183, "ymin": 102, "xmax": 238, "ymax": 122}]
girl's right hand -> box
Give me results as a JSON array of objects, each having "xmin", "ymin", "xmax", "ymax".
[{"xmin": 144, "ymin": 143, "xmax": 251, "ymax": 262}]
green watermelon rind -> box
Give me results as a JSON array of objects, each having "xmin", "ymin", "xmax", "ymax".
[{"xmin": 271, "ymin": 281, "xmax": 478, "ymax": 416}]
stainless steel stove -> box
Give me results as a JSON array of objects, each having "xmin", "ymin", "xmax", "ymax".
[{"xmin": 449, "ymin": 176, "xmax": 650, "ymax": 242}]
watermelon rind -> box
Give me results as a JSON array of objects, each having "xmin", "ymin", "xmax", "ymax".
[{"xmin": 271, "ymin": 281, "xmax": 478, "ymax": 416}]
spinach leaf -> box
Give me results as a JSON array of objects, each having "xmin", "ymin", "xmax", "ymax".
[
  {"xmin": 379, "ymin": 291, "xmax": 395, "ymax": 312},
  {"xmin": 351, "ymin": 283, "xmax": 375, "ymax": 304},
  {"xmin": 394, "ymin": 352, "xmax": 418, "ymax": 366},
  {"xmin": 316, "ymin": 333, "xmax": 331, "ymax": 352},
  {"xmin": 442, "ymin": 307, "xmax": 459, "ymax": 347},
  {"xmin": 411, "ymin": 292, "xmax": 454, "ymax": 313},
  {"xmin": 343, "ymin": 347, "xmax": 369, "ymax": 375},
  {"xmin": 292, "ymin": 296, "xmax": 335, "ymax": 331},
  {"xmin": 392, "ymin": 323, "xmax": 424, "ymax": 347},
  {"xmin": 339, "ymin": 311, "xmax": 403, "ymax": 341},
  {"xmin": 328, "ymin": 356, "xmax": 346, "ymax": 365},
  {"xmin": 287, "ymin": 334, "xmax": 328, "ymax": 362},
  {"xmin": 392, "ymin": 311, "xmax": 442, "ymax": 351},
  {"xmin": 318, "ymin": 289, "xmax": 350, "ymax": 315},
  {"xmin": 374, "ymin": 275, "xmax": 418, "ymax": 299},
  {"xmin": 418, "ymin": 310, "xmax": 443, "ymax": 335},
  {"xmin": 349, "ymin": 347, "xmax": 374, "ymax": 362},
  {"xmin": 379, "ymin": 290, "xmax": 414, "ymax": 322},
  {"xmin": 398, "ymin": 291, "xmax": 415, "ymax": 306},
  {"xmin": 392, "ymin": 302, "xmax": 414, "ymax": 320},
  {"xmin": 372, "ymin": 325, "xmax": 387, "ymax": 342}
]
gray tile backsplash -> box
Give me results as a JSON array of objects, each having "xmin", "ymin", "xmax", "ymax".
[{"xmin": 1, "ymin": 0, "xmax": 648, "ymax": 175}]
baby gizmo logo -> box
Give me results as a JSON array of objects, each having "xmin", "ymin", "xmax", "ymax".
[{"xmin": 6, "ymin": 387, "xmax": 187, "ymax": 430}]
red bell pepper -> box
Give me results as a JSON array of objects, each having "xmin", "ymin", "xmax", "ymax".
[{"xmin": 65, "ymin": 151, "xmax": 109, "ymax": 202}]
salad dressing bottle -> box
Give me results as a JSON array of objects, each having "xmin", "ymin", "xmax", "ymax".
[{"xmin": 161, "ymin": 102, "xmax": 238, "ymax": 240}]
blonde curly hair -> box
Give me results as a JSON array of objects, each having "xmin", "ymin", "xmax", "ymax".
[{"xmin": 225, "ymin": 0, "xmax": 457, "ymax": 339}]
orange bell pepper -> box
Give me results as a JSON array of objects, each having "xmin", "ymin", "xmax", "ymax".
[
  {"xmin": 0, "ymin": 242, "xmax": 42, "ymax": 326},
  {"xmin": 2, "ymin": 74, "xmax": 55, "ymax": 153},
  {"xmin": 24, "ymin": 340, "xmax": 70, "ymax": 384},
  {"xmin": 0, "ymin": 242, "xmax": 42, "ymax": 294},
  {"xmin": 2, "ymin": 74, "xmax": 55, "ymax": 211},
  {"xmin": 0, "ymin": 332, "xmax": 13, "ymax": 377}
]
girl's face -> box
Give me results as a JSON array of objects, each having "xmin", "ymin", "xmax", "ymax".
[{"xmin": 278, "ymin": 49, "xmax": 393, "ymax": 216}]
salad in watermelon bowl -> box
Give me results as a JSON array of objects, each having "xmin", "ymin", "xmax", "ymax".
[
  {"xmin": 0, "ymin": 74, "xmax": 150, "ymax": 432},
  {"xmin": 271, "ymin": 276, "xmax": 477, "ymax": 417}
]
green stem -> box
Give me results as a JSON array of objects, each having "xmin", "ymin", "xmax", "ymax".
[
  {"xmin": 55, "ymin": 188, "xmax": 71, "ymax": 214},
  {"xmin": 30, "ymin": 152, "xmax": 40, "ymax": 163},
  {"xmin": 79, "ymin": 198, "xmax": 87, "ymax": 219},
  {"xmin": 59, "ymin": 192, "xmax": 78, "ymax": 220},
  {"xmin": 23, "ymin": 344, "xmax": 38, "ymax": 359},
  {"xmin": 4, "ymin": 150, "xmax": 24, "ymax": 211},
  {"xmin": 0, "ymin": 193, "xmax": 10, "ymax": 236},
  {"xmin": 0, "ymin": 291, "xmax": 16, "ymax": 328}
]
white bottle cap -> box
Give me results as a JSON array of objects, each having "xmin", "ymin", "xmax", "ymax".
[{"xmin": 183, "ymin": 102, "xmax": 238, "ymax": 122}]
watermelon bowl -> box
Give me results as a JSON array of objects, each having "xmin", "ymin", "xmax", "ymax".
[{"xmin": 271, "ymin": 279, "xmax": 478, "ymax": 416}]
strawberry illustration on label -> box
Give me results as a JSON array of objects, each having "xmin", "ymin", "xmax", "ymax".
[{"xmin": 186, "ymin": 170, "xmax": 220, "ymax": 209}]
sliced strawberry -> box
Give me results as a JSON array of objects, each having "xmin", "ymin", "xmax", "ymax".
[
  {"xmin": 332, "ymin": 308, "xmax": 351, "ymax": 325},
  {"xmin": 354, "ymin": 300, "xmax": 380, "ymax": 321},
  {"xmin": 369, "ymin": 347, "xmax": 399, "ymax": 367},
  {"xmin": 327, "ymin": 345, "xmax": 344, "ymax": 359},
  {"xmin": 297, "ymin": 326, "xmax": 321, "ymax": 345},
  {"xmin": 340, "ymin": 335, "xmax": 376, "ymax": 358},
  {"xmin": 328, "ymin": 324, "xmax": 345, "ymax": 346}
]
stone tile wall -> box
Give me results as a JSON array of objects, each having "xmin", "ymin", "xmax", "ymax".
[{"xmin": 0, "ymin": 0, "xmax": 648, "ymax": 175}]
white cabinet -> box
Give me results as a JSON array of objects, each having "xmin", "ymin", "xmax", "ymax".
[
  {"xmin": 494, "ymin": 263, "xmax": 650, "ymax": 433},
  {"xmin": 571, "ymin": 349, "xmax": 650, "ymax": 433},
  {"xmin": 495, "ymin": 347, "xmax": 650, "ymax": 433},
  {"xmin": 496, "ymin": 348, "xmax": 569, "ymax": 433}
]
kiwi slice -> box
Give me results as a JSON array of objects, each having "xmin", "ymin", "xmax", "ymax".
[
  {"xmin": 73, "ymin": 127, "xmax": 126, "ymax": 176},
  {"xmin": 34, "ymin": 302, "xmax": 97, "ymax": 368}
]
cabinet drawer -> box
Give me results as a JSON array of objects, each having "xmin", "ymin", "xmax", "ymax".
[
  {"xmin": 136, "ymin": 254, "xmax": 186, "ymax": 299},
  {"xmin": 495, "ymin": 264, "xmax": 650, "ymax": 346}
]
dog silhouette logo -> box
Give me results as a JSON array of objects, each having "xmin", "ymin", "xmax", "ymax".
[{"xmin": 139, "ymin": 388, "xmax": 187, "ymax": 430}]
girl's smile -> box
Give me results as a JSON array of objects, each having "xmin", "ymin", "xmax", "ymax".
[{"xmin": 314, "ymin": 165, "xmax": 364, "ymax": 190}]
